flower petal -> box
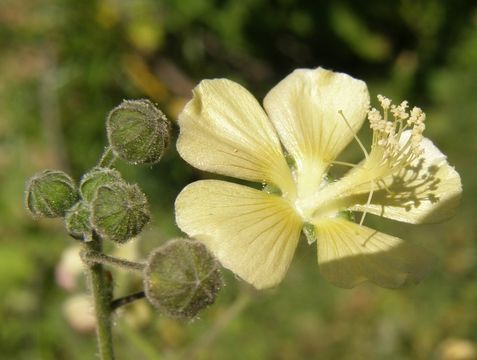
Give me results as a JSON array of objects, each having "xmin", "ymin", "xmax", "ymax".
[
  {"xmin": 175, "ymin": 180, "xmax": 303, "ymax": 289},
  {"xmin": 314, "ymin": 218, "xmax": 434, "ymax": 288},
  {"xmin": 319, "ymin": 132, "xmax": 462, "ymax": 224},
  {"xmin": 264, "ymin": 67, "xmax": 369, "ymax": 198},
  {"xmin": 177, "ymin": 79, "xmax": 295, "ymax": 196}
]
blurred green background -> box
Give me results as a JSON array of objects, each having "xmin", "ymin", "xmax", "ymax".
[{"xmin": 1, "ymin": 0, "xmax": 476, "ymax": 359}]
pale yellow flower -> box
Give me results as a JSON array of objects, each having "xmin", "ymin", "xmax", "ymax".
[{"xmin": 174, "ymin": 67, "xmax": 462, "ymax": 289}]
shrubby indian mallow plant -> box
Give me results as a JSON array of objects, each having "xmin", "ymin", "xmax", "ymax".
[
  {"xmin": 175, "ymin": 67, "xmax": 462, "ymax": 290},
  {"xmin": 25, "ymin": 67, "xmax": 462, "ymax": 359}
]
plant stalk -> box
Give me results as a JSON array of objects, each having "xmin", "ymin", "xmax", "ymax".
[
  {"xmin": 82, "ymin": 250, "xmax": 146, "ymax": 273},
  {"xmin": 98, "ymin": 146, "xmax": 117, "ymax": 168},
  {"xmin": 85, "ymin": 237, "xmax": 115, "ymax": 360},
  {"xmin": 111, "ymin": 291, "xmax": 146, "ymax": 311}
]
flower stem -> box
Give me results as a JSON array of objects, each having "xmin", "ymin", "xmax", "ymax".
[
  {"xmin": 111, "ymin": 291, "xmax": 146, "ymax": 311},
  {"xmin": 82, "ymin": 250, "xmax": 146, "ymax": 273},
  {"xmin": 84, "ymin": 237, "xmax": 115, "ymax": 360},
  {"xmin": 98, "ymin": 146, "xmax": 117, "ymax": 168}
]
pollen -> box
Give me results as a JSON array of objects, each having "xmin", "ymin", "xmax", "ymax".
[
  {"xmin": 366, "ymin": 95, "xmax": 427, "ymax": 177},
  {"xmin": 377, "ymin": 94, "xmax": 391, "ymax": 110}
]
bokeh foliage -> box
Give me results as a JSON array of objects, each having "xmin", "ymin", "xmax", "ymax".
[{"xmin": 1, "ymin": 0, "xmax": 476, "ymax": 359}]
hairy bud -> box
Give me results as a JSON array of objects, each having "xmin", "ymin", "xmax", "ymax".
[
  {"xmin": 25, "ymin": 170, "xmax": 78, "ymax": 218},
  {"xmin": 106, "ymin": 99, "xmax": 170, "ymax": 165},
  {"xmin": 144, "ymin": 238, "xmax": 222, "ymax": 318},
  {"xmin": 65, "ymin": 201, "xmax": 93, "ymax": 241},
  {"xmin": 91, "ymin": 182, "xmax": 150, "ymax": 243},
  {"xmin": 80, "ymin": 167, "xmax": 123, "ymax": 203}
]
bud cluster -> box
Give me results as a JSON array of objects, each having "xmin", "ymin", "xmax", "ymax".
[
  {"xmin": 24, "ymin": 100, "xmax": 171, "ymax": 243},
  {"xmin": 25, "ymin": 166, "xmax": 151, "ymax": 244},
  {"xmin": 24, "ymin": 99, "xmax": 222, "ymax": 321}
]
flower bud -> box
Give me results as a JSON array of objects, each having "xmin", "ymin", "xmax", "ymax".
[
  {"xmin": 79, "ymin": 167, "xmax": 123, "ymax": 203},
  {"xmin": 65, "ymin": 201, "xmax": 92, "ymax": 241},
  {"xmin": 25, "ymin": 170, "xmax": 78, "ymax": 218},
  {"xmin": 106, "ymin": 99, "xmax": 170, "ymax": 165},
  {"xmin": 144, "ymin": 238, "xmax": 222, "ymax": 318},
  {"xmin": 91, "ymin": 182, "xmax": 150, "ymax": 243}
]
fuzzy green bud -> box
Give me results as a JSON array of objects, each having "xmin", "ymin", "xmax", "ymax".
[
  {"xmin": 144, "ymin": 238, "xmax": 222, "ymax": 318},
  {"xmin": 65, "ymin": 201, "xmax": 93, "ymax": 241},
  {"xmin": 106, "ymin": 99, "xmax": 170, "ymax": 165},
  {"xmin": 91, "ymin": 182, "xmax": 150, "ymax": 243},
  {"xmin": 79, "ymin": 167, "xmax": 123, "ymax": 203},
  {"xmin": 25, "ymin": 170, "xmax": 78, "ymax": 218}
]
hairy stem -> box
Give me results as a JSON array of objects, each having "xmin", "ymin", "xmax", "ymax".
[
  {"xmin": 84, "ymin": 237, "xmax": 115, "ymax": 360},
  {"xmin": 82, "ymin": 250, "xmax": 146, "ymax": 273},
  {"xmin": 98, "ymin": 146, "xmax": 117, "ymax": 168},
  {"xmin": 111, "ymin": 291, "xmax": 146, "ymax": 311}
]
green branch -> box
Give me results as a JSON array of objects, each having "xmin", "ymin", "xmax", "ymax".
[
  {"xmin": 111, "ymin": 291, "xmax": 146, "ymax": 311},
  {"xmin": 81, "ymin": 249, "xmax": 146, "ymax": 273},
  {"xmin": 84, "ymin": 237, "xmax": 115, "ymax": 360},
  {"xmin": 98, "ymin": 146, "xmax": 117, "ymax": 168}
]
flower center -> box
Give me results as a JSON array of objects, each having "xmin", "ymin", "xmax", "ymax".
[
  {"xmin": 365, "ymin": 95, "xmax": 426, "ymax": 180},
  {"xmin": 294, "ymin": 95, "xmax": 428, "ymax": 225}
]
